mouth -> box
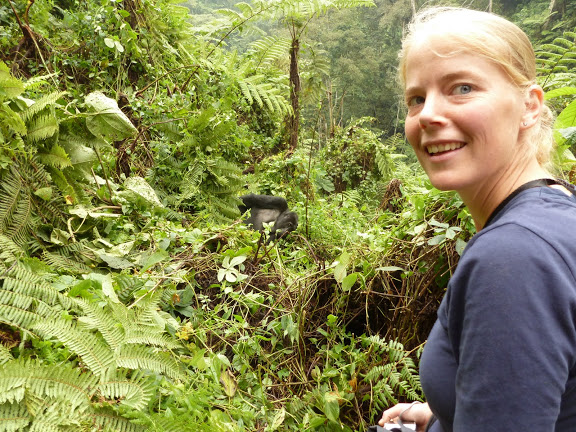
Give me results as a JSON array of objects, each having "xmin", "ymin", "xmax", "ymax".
[{"xmin": 426, "ymin": 142, "xmax": 465, "ymax": 155}]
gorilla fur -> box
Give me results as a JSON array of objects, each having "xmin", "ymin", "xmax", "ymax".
[{"xmin": 239, "ymin": 194, "xmax": 298, "ymax": 242}]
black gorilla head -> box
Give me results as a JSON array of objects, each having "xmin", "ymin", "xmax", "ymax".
[{"xmin": 269, "ymin": 211, "xmax": 299, "ymax": 242}]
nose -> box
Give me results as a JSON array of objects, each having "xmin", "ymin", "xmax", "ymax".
[{"xmin": 418, "ymin": 94, "xmax": 447, "ymax": 129}]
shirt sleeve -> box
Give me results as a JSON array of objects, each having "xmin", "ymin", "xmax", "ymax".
[{"xmin": 446, "ymin": 224, "xmax": 576, "ymax": 431}]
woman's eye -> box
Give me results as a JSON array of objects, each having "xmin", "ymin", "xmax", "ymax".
[
  {"xmin": 407, "ymin": 95, "xmax": 425, "ymax": 107},
  {"xmin": 453, "ymin": 84, "xmax": 472, "ymax": 95}
]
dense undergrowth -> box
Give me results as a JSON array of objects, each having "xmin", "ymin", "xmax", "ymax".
[{"xmin": 0, "ymin": 0, "xmax": 575, "ymax": 430}]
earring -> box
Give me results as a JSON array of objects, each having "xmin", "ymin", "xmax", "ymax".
[{"xmin": 523, "ymin": 122, "xmax": 527, "ymax": 126}]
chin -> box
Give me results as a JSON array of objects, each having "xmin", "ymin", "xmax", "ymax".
[{"xmin": 427, "ymin": 175, "xmax": 463, "ymax": 192}]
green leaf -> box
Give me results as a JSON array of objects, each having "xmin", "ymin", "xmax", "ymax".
[
  {"xmin": 87, "ymin": 273, "xmax": 119, "ymax": 303},
  {"xmin": 104, "ymin": 38, "xmax": 115, "ymax": 49},
  {"xmin": 34, "ymin": 187, "xmax": 52, "ymax": 201},
  {"xmin": 341, "ymin": 273, "xmax": 358, "ymax": 292},
  {"xmin": 269, "ymin": 407, "xmax": 286, "ymax": 431},
  {"xmin": 323, "ymin": 391, "xmax": 340, "ymax": 423},
  {"xmin": 455, "ymin": 238, "xmax": 467, "ymax": 256},
  {"xmin": 123, "ymin": 176, "xmax": 163, "ymax": 207},
  {"xmin": 556, "ymin": 99, "xmax": 576, "ymax": 130},
  {"xmin": 50, "ymin": 228, "xmax": 71, "ymax": 245},
  {"xmin": 376, "ymin": 266, "xmax": 405, "ymax": 272},
  {"xmin": 428, "ymin": 234, "xmax": 446, "ymax": 246},
  {"xmin": 229, "ymin": 255, "xmax": 247, "ymax": 267},
  {"xmin": 140, "ymin": 250, "xmax": 169, "ymax": 273},
  {"xmin": 98, "ymin": 253, "xmax": 134, "ymax": 269},
  {"xmin": 334, "ymin": 251, "xmax": 351, "ymax": 283},
  {"xmin": 544, "ymin": 87, "xmax": 576, "ymax": 100},
  {"xmin": 219, "ymin": 369, "xmax": 237, "ymax": 397},
  {"xmin": 0, "ymin": 62, "xmax": 24, "ymax": 97},
  {"xmin": 85, "ymin": 91, "xmax": 137, "ymax": 141}
]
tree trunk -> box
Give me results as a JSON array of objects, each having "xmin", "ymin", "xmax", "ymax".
[{"xmin": 288, "ymin": 37, "xmax": 301, "ymax": 150}]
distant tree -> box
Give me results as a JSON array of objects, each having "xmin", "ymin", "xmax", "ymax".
[{"xmin": 267, "ymin": 0, "xmax": 375, "ymax": 150}]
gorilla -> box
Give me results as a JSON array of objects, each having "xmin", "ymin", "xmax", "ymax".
[{"xmin": 239, "ymin": 194, "xmax": 298, "ymax": 243}]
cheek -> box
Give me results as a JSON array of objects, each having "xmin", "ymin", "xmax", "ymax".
[{"xmin": 404, "ymin": 116, "xmax": 420, "ymax": 149}]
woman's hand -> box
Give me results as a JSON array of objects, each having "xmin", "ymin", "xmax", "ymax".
[{"xmin": 378, "ymin": 402, "xmax": 433, "ymax": 432}]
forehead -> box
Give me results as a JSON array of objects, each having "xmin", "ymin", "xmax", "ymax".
[{"xmin": 403, "ymin": 38, "xmax": 509, "ymax": 88}]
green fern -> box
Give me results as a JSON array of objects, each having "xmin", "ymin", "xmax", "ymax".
[
  {"xmin": 20, "ymin": 91, "xmax": 66, "ymax": 123},
  {"xmin": 0, "ymin": 62, "xmax": 25, "ymax": 98},
  {"xmin": 37, "ymin": 144, "xmax": 73, "ymax": 169},
  {"xmin": 42, "ymin": 250, "xmax": 94, "ymax": 274},
  {"xmin": 0, "ymin": 358, "xmax": 151, "ymax": 431},
  {"xmin": 116, "ymin": 345, "xmax": 182, "ymax": 380},
  {"xmin": 26, "ymin": 113, "xmax": 60, "ymax": 144},
  {"xmin": 537, "ymin": 30, "xmax": 576, "ymax": 89},
  {"xmin": 362, "ymin": 336, "xmax": 423, "ymax": 414},
  {"xmin": 246, "ymin": 35, "xmax": 292, "ymax": 69},
  {"xmin": 0, "ymin": 164, "xmax": 36, "ymax": 246},
  {"xmin": 0, "ymin": 268, "xmax": 76, "ymax": 330},
  {"xmin": 98, "ymin": 370, "xmax": 155, "ymax": 411},
  {"xmin": 178, "ymin": 156, "xmax": 244, "ymax": 222},
  {"xmin": 0, "ymin": 358, "xmax": 97, "ymax": 406},
  {"xmin": 90, "ymin": 406, "xmax": 145, "ymax": 432},
  {"xmin": 0, "ymin": 344, "xmax": 13, "ymax": 365},
  {"xmin": 238, "ymin": 74, "xmax": 292, "ymax": 115},
  {"xmin": 33, "ymin": 318, "xmax": 117, "ymax": 378},
  {"xmin": 0, "ymin": 402, "xmax": 30, "ymax": 431}
]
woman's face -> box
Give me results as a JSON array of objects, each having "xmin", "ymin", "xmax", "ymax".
[{"xmin": 403, "ymin": 40, "xmax": 528, "ymax": 196}]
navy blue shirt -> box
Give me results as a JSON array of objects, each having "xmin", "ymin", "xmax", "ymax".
[{"xmin": 420, "ymin": 186, "xmax": 576, "ymax": 432}]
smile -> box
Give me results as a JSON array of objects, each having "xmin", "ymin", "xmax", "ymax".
[{"xmin": 426, "ymin": 142, "xmax": 464, "ymax": 155}]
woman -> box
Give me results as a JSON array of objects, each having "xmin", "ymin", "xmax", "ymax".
[{"xmin": 379, "ymin": 6, "xmax": 576, "ymax": 432}]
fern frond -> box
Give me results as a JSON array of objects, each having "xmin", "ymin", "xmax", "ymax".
[
  {"xmin": 42, "ymin": 251, "xmax": 93, "ymax": 274},
  {"xmin": 0, "ymin": 63, "xmax": 23, "ymax": 95},
  {"xmin": 0, "ymin": 358, "xmax": 97, "ymax": 405},
  {"xmin": 0, "ymin": 234, "xmax": 24, "ymax": 265},
  {"xmin": 2, "ymin": 267, "xmax": 75, "ymax": 309},
  {"xmin": 0, "ymin": 103, "xmax": 27, "ymax": 136},
  {"xmin": 124, "ymin": 330, "xmax": 182, "ymax": 350},
  {"xmin": 246, "ymin": 35, "xmax": 291, "ymax": 68},
  {"xmin": 0, "ymin": 167, "xmax": 34, "ymax": 246},
  {"xmin": 77, "ymin": 299, "xmax": 125, "ymax": 350},
  {"xmin": 21, "ymin": 91, "xmax": 66, "ymax": 123},
  {"xmin": 115, "ymin": 274, "xmax": 146, "ymax": 304},
  {"xmin": 0, "ymin": 344, "xmax": 13, "ymax": 365},
  {"xmin": 26, "ymin": 113, "xmax": 59, "ymax": 143},
  {"xmin": 25, "ymin": 393, "xmax": 89, "ymax": 430},
  {"xmin": 177, "ymin": 162, "xmax": 205, "ymax": 203},
  {"xmin": 33, "ymin": 319, "xmax": 116, "ymax": 378},
  {"xmin": 37, "ymin": 144, "xmax": 72, "ymax": 169},
  {"xmin": 0, "ymin": 402, "xmax": 29, "ymax": 431},
  {"xmin": 0, "ymin": 302, "xmax": 44, "ymax": 330},
  {"xmin": 116, "ymin": 345, "xmax": 182, "ymax": 380},
  {"xmin": 90, "ymin": 406, "xmax": 143, "ymax": 432},
  {"xmin": 238, "ymin": 75, "xmax": 290, "ymax": 115},
  {"xmin": 97, "ymin": 370, "xmax": 155, "ymax": 410}
]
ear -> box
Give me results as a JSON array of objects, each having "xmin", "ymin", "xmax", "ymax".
[{"xmin": 521, "ymin": 84, "xmax": 544, "ymax": 129}]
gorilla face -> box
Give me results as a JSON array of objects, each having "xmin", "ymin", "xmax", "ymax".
[{"xmin": 270, "ymin": 211, "xmax": 299, "ymax": 241}]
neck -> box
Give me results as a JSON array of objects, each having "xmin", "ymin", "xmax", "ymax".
[{"xmin": 458, "ymin": 162, "xmax": 551, "ymax": 231}]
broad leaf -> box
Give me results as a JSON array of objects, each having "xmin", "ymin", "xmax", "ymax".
[{"xmin": 85, "ymin": 92, "xmax": 137, "ymax": 141}]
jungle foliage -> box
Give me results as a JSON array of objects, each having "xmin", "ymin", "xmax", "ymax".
[{"xmin": 0, "ymin": 0, "xmax": 575, "ymax": 430}]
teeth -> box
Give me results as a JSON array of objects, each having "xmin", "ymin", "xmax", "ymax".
[{"xmin": 427, "ymin": 142, "xmax": 463, "ymax": 154}]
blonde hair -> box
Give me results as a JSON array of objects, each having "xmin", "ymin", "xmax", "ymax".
[{"xmin": 398, "ymin": 7, "xmax": 555, "ymax": 167}]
